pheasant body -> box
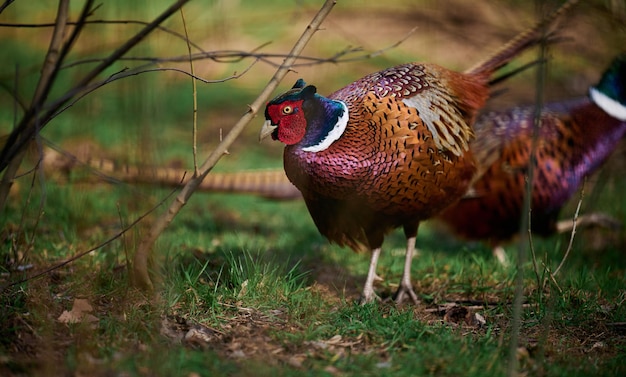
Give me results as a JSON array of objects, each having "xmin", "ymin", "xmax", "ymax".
[
  {"xmin": 261, "ymin": 2, "xmax": 575, "ymax": 304},
  {"xmin": 438, "ymin": 54, "xmax": 626, "ymax": 245},
  {"xmin": 276, "ymin": 64, "xmax": 482, "ymax": 252},
  {"xmin": 266, "ymin": 64, "xmax": 480, "ymax": 303}
]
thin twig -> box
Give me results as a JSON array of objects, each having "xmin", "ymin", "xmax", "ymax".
[
  {"xmin": 132, "ymin": 0, "xmax": 338, "ymax": 291},
  {"xmin": 20, "ymin": 135, "xmax": 49, "ymax": 268},
  {"xmin": 0, "ymin": 0, "xmax": 191, "ymax": 173},
  {"xmin": 0, "ymin": 0, "xmax": 15, "ymax": 14},
  {"xmin": 528, "ymin": 205, "xmax": 542, "ymax": 289},
  {"xmin": 0, "ymin": 19, "xmax": 207, "ymax": 53},
  {"xmin": 0, "ymin": 185, "xmax": 180, "ymax": 293},
  {"xmin": 117, "ymin": 202, "xmax": 131, "ymax": 283},
  {"xmin": 552, "ymin": 181, "xmax": 585, "ymax": 277},
  {"xmin": 103, "ymin": 65, "xmax": 258, "ymax": 84},
  {"xmin": 0, "ymin": 0, "xmax": 73, "ymax": 214},
  {"xmin": 358, "ymin": 26, "xmax": 417, "ymax": 59},
  {"xmin": 58, "ymin": 43, "xmax": 399, "ymax": 70},
  {"xmin": 507, "ymin": 4, "xmax": 550, "ymax": 374},
  {"xmin": 15, "ymin": 158, "xmax": 41, "ymax": 266},
  {"xmin": 547, "ymin": 265, "xmax": 563, "ymax": 293},
  {"xmin": 47, "ymin": 63, "xmax": 257, "ymax": 125},
  {"xmin": 179, "ymin": 8, "xmax": 199, "ymax": 176}
]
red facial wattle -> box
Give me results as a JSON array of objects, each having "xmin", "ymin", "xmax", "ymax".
[{"xmin": 266, "ymin": 100, "xmax": 306, "ymax": 145}]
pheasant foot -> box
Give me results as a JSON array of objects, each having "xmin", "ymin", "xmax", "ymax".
[
  {"xmin": 492, "ymin": 245, "xmax": 508, "ymax": 266},
  {"xmin": 359, "ymin": 291, "xmax": 381, "ymax": 305},
  {"xmin": 393, "ymin": 235, "xmax": 420, "ymax": 305},
  {"xmin": 393, "ymin": 282, "xmax": 419, "ymax": 305},
  {"xmin": 359, "ymin": 247, "xmax": 382, "ymax": 305}
]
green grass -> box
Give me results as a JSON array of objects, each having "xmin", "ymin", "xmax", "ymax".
[
  {"xmin": 2, "ymin": 0, "xmax": 626, "ymax": 376},
  {"xmin": 4, "ymin": 175, "xmax": 625, "ymax": 376}
]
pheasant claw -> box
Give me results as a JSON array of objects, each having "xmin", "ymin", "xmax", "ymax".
[{"xmin": 393, "ymin": 283, "xmax": 419, "ymax": 305}]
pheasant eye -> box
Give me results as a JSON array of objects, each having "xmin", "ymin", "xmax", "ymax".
[{"xmin": 282, "ymin": 106, "xmax": 293, "ymax": 115}]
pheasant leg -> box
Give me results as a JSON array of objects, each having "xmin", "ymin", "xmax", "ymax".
[
  {"xmin": 394, "ymin": 236, "xmax": 419, "ymax": 304},
  {"xmin": 360, "ymin": 247, "xmax": 382, "ymax": 304},
  {"xmin": 492, "ymin": 245, "xmax": 508, "ymax": 266}
]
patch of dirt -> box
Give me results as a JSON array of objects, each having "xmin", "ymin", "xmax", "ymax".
[{"xmin": 160, "ymin": 304, "xmax": 367, "ymax": 370}]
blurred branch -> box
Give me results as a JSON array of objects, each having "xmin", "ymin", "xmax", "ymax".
[
  {"xmin": 552, "ymin": 181, "xmax": 585, "ymax": 277},
  {"xmin": 0, "ymin": 0, "xmax": 15, "ymax": 14},
  {"xmin": 0, "ymin": 12, "xmax": 411, "ymax": 125},
  {"xmin": 0, "ymin": 0, "xmax": 75, "ymax": 214},
  {"xmin": 48, "ymin": 63, "xmax": 258, "ymax": 122},
  {"xmin": 0, "ymin": 19, "xmax": 207, "ymax": 53},
  {"xmin": 179, "ymin": 7, "xmax": 199, "ymax": 175},
  {"xmin": 60, "ymin": 30, "xmax": 416, "ymax": 70},
  {"xmin": 132, "ymin": 0, "xmax": 338, "ymax": 291},
  {"xmin": 0, "ymin": 0, "xmax": 191, "ymax": 211},
  {"xmin": 0, "ymin": 77, "xmax": 28, "ymax": 113},
  {"xmin": 507, "ymin": 2, "xmax": 550, "ymax": 374}
]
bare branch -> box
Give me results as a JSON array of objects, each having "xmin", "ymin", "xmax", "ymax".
[
  {"xmin": 0, "ymin": 19, "xmax": 207, "ymax": 53},
  {"xmin": 0, "ymin": 75, "xmax": 28, "ymax": 113},
  {"xmin": 179, "ymin": 8, "xmax": 200, "ymax": 176},
  {"xmin": 0, "ymin": 0, "xmax": 95, "ymax": 212},
  {"xmin": 59, "ymin": 43, "xmax": 400, "ymax": 71},
  {"xmin": 552, "ymin": 181, "xmax": 585, "ymax": 277},
  {"xmin": 507, "ymin": 9, "xmax": 551, "ymax": 375},
  {"xmin": 527, "ymin": 207, "xmax": 542, "ymax": 289},
  {"xmin": 0, "ymin": 0, "xmax": 191, "ymax": 173},
  {"xmin": 0, "ymin": 0, "xmax": 74, "ymax": 214},
  {"xmin": 48, "ymin": 63, "xmax": 258, "ymax": 122},
  {"xmin": 0, "ymin": 0, "xmax": 15, "ymax": 14},
  {"xmin": 132, "ymin": 0, "xmax": 338, "ymax": 291}
]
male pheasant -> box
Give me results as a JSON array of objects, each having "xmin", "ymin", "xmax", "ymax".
[
  {"xmin": 437, "ymin": 54, "xmax": 626, "ymax": 262},
  {"xmin": 260, "ymin": 2, "xmax": 576, "ymax": 304}
]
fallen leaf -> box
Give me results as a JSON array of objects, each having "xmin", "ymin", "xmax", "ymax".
[
  {"xmin": 58, "ymin": 298, "xmax": 99, "ymax": 324},
  {"xmin": 183, "ymin": 326, "xmax": 220, "ymax": 349},
  {"xmin": 237, "ymin": 280, "xmax": 249, "ymax": 298}
]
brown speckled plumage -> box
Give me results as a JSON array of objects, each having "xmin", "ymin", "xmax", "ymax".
[
  {"xmin": 284, "ymin": 86, "xmax": 477, "ymax": 253},
  {"xmin": 438, "ymin": 54, "xmax": 626, "ymax": 250},
  {"xmin": 261, "ymin": 2, "xmax": 577, "ymax": 304}
]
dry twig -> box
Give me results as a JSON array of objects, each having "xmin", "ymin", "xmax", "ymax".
[
  {"xmin": 132, "ymin": 0, "xmax": 338, "ymax": 291},
  {"xmin": 552, "ymin": 182, "xmax": 585, "ymax": 277},
  {"xmin": 0, "ymin": 0, "xmax": 191, "ymax": 195}
]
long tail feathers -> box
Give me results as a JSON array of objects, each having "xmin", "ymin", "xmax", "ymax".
[
  {"xmin": 465, "ymin": 0, "xmax": 578, "ymax": 78},
  {"xmin": 42, "ymin": 147, "xmax": 301, "ymax": 200},
  {"xmin": 193, "ymin": 169, "xmax": 300, "ymax": 200}
]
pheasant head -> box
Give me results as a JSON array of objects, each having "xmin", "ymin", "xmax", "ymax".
[
  {"xmin": 590, "ymin": 53, "xmax": 626, "ymax": 121},
  {"xmin": 261, "ymin": 79, "xmax": 349, "ymax": 152}
]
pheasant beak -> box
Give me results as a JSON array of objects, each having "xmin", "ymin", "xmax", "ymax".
[{"xmin": 259, "ymin": 120, "xmax": 278, "ymax": 142}]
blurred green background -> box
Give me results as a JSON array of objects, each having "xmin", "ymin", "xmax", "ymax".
[{"xmin": 2, "ymin": 0, "xmax": 624, "ymax": 173}]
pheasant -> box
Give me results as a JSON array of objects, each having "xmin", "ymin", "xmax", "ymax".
[
  {"xmin": 437, "ymin": 53, "xmax": 626, "ymax": 263},
  {"xmin": 41, "ymin": 146, "xmax": 303, "ymax": 200},
  {"xmin": 260, "ymin": 1, "xmax": 577, "ymax": 304}
]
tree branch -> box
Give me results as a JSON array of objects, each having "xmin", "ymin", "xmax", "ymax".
[
  {"xmin": 0, "ymin": 19, "xmax": 207, "ymax": 53},
  {"xmin": 132, "ymin": 0, "xmax": 338, "ymax": 291},
  {"xmin": 0, "ymin": 0, "xmax": 191, "ymax": 173},
  {"xmin": 0, "ymin": 0, "xmax": 72, "ymax": 214}
]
